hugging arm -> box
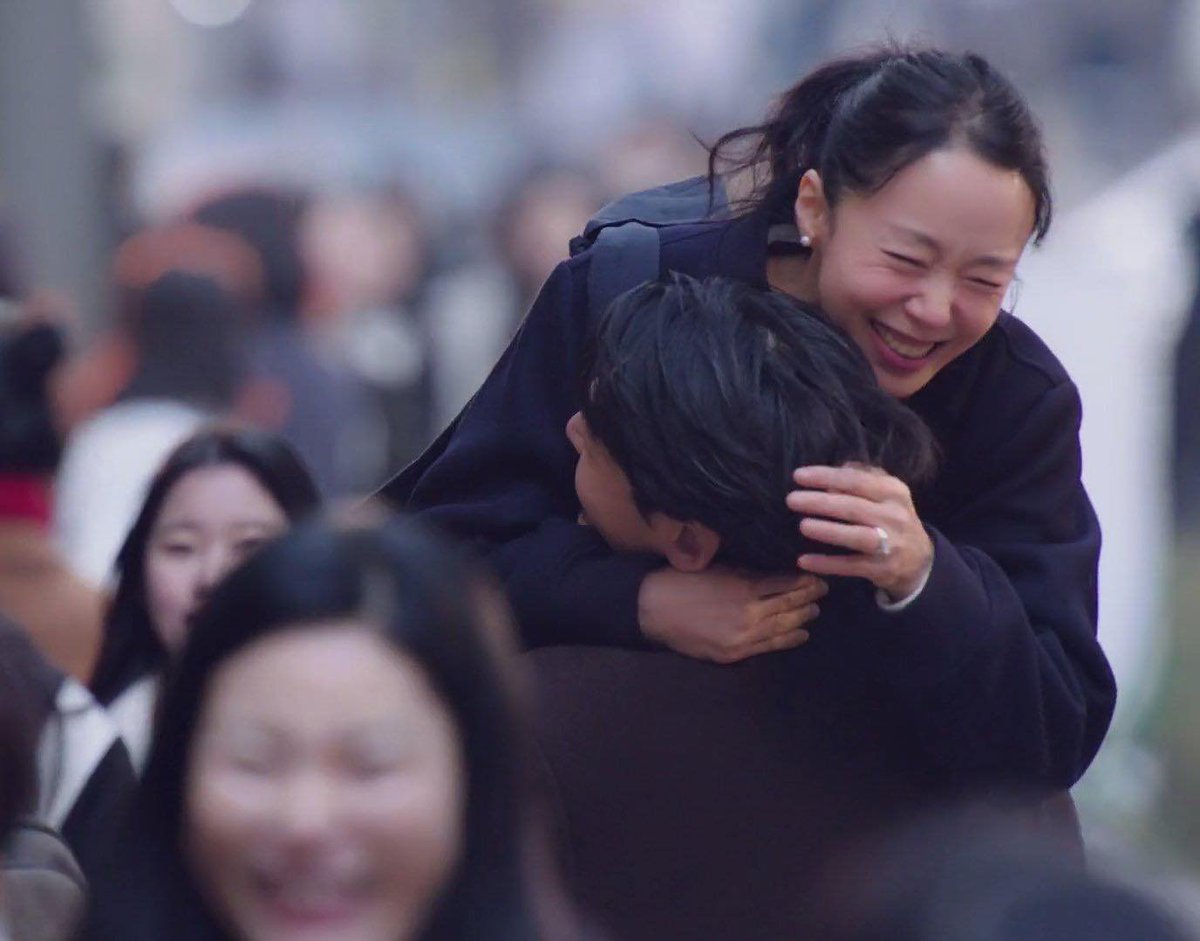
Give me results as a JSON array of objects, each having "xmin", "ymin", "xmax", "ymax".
[{"xmin": 854, "ymin": 380, "xmax": 1115, "ymax": 789}]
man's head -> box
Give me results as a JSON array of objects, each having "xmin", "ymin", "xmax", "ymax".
[{"xmin": 568, "ymin": 274, "xmax": 936, "ymax": 573}]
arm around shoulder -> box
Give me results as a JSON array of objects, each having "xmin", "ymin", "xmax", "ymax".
[{"xmin": 385, "ymin": 259, "xmax": 656, "ymax": 650}]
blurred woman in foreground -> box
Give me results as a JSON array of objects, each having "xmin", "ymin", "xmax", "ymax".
[{"xmin": 87, "ymin": 518, "xmax": 585, "ymax": 941}]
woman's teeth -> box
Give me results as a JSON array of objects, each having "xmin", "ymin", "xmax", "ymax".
[{"xmin": 873, "ymin": 322, "xmax": 937, "ymax": 360}]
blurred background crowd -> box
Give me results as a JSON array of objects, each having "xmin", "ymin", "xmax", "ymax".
[{"xmin": 2, "ymin": 0, "xmax": 1200, "ymax": 927}]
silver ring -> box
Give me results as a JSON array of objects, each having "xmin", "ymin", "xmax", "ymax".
[{"xmin": 873, "ymin": 526, "xmax": 892, "ymax": 558}]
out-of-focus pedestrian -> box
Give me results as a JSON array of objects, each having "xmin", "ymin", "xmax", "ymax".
[
  {"xmin": 55, "ymin": 258, "xmax": 252, "ymax": 588},
  {"xmin": 0, "ymin": 616, "xmax": 133, "ymax": 904},
  {"xmin": 88, "ymin": 426, "xmax": 319, "ymax": 771},
  {"xmin": 0, "ymin": 317, "xmax": 105, "ymax": 683},
  {"xmin": 190, "ymin": 186, "xmax": 381, "ymax": 498},
  {"xmin": 85, "ymin": 518, "xmax": 590, "ymax": 941}
]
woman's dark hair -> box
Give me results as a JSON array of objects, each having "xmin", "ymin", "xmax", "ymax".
[
  {"xmin": 709, "ymin": 44, "xmax": 1052, "ymax": 243},
  {"xmin": 87, "ymin": 518, "xmax": 551, "ymax": 941},
  {"xmin": 581, "ymin": 274, "xmax": 937, "ymax": 572},
  {"xmin": 89, "ymin": 425, "xmax": 320, "ymax": 705}
]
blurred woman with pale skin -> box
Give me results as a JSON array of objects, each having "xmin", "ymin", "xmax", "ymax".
[{"xmin": 89, "ymin": 426, "xmax": 320, "ymax": 770}]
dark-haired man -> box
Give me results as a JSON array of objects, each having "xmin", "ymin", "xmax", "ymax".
[{"xmin": 530, "ymin": 274, "xmax": 1075, "ymax": 941}]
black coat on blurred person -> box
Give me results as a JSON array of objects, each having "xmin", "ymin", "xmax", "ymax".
[{"xmin": 0, "ymin": 616, "xmax": 135, "ymax": 893}]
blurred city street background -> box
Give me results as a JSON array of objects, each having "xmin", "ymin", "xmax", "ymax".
[{"xmin": 3, "ymin": 0, "xmax": 1200, "ymax": 900}]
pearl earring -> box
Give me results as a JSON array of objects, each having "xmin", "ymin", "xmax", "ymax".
[{"xmin": 799, "ymin": 233, "xmax": 812, "ymax": 248}]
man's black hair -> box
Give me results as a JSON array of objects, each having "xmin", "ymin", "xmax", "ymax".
[{"xmin": 580, "ymin": 273, "xmax": 937, "ymax": 573}]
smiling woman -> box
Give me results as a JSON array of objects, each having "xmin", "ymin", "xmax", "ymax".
[
  {"xmin": 83, "ymin": 518, "xmax": 582, "ymax": 941},
  {"xmin": 185, "ymin": 623, "xmax": 464, "ymax": 941},
  {"xmin": 89, "ymin": 424, "xmax": 320, "ymax": 771}
]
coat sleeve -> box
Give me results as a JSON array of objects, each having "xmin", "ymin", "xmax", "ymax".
[
  {"xmin": 391, "ymin": 259, "xmax": 660, "ymax": 649},
  {"xmin": 856, "ymin": 378, "xmax": 1115, "ymax": 790}
]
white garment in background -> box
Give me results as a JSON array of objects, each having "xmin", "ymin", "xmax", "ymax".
[
  {"xmin": 105, "ymin": 673, "xmax": 159, "ymax": 774},
  {"xmin": 54, "ymin": 399, "xmax": 206, "ymax": 589}
]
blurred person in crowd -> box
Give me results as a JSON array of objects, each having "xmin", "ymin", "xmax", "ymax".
[
  {"xmin": 819, "ymin": 806, "xmax": 1195, "ymax": 941},
  {"xmin": 0, "ymin": 636, "xmax": 39, "ymax": 940},
  {"xmin": 1171, "ymin": 211, "xmax": 1200, "ymax": 534},
  {"xmin": 302, "ymin": 184, "xmax": 437, "ymax": 473},
  {"xmin": 85, "ymin": 518, "xmax": 590, "ymax": 941},
  {"xmin": 190, "ymin": 185, "xmax": 381, "ymax": 498},
  {"xmin": 492, "ymin": 163, "xmax": 608, "ymax": 334},
  {"xmin": 55, "ymin": 258, "xmax": 251, "ymax": 588},
  {"xmin": 423, "ymin": 162, "xmax": 606, "ymax": 426},
  {"xmin": 89, "ymin": 425, "xmax": 319, "ymax": 771},
  {"xmin": 593, "ymin": 116, "xmax": 708, "ymax": 200},
  {"xmin": 382, "ymin": 44, "xmax": 1116, "ymax": 804},
  {"xmin": 0, "ymin": 617, "xmax": 133, "ymax": 901},
  {"xmin": 0, "ymin": 318, "xmax": 104, "ymax": 682},
  {"xmin": 0, "ymin": 627, "xmax": 86, "ymax": 941}
]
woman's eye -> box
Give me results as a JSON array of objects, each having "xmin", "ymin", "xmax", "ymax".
[
  {"xmin": 343, "ymin": 740, "xmax": 407, "ymax": 780},
  {"xmin": 966, "ymin": 277, "xmax": 1004, "ymax": 294},
  {"xmin": 884, "ymin": 251, "xmax": 924, "ymax": 268},
  {"xmin": 345, "ymin": 757, "xmax": 398, "ymax": 782},
  {"xmin": 228, "ymin": 751, "xmax": 281, "ymax": 777},
  {"xmin": 160, "ymin": 543, "xmax": 195, "ymax": 557}
]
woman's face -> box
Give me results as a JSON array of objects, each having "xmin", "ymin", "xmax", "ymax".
[
  {"xmin": 144, "ymin": 464, "xmax": 288, "ymax": 654},
  {"xmin": 795, "ymin": 147, "xmax": 1037, "ymax": 398},
  {"xmin": 185, "ymin": 623, "xmax": 465, "ymax": 941}
]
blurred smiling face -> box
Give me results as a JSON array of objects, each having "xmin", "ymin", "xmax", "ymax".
[
  {"xmin": 184, "ymin": 622, "xmax": 465, "ymax": 941},
  {"xmin": 144, "ymin": 463, "xmax": 288, "ymax": 654}
]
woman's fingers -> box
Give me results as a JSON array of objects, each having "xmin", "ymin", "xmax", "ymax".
[
  {"xmin": 766, "ymin": 602, "xmax": 821, "ymax": 635},
  {"xmin": 797, "ymin": 517, "xmax": 885, "ymax": 555},
  {"xmin": 793, "ymin": 464, "xmax": 900, "ymax": 499},
  {"xmin": 787, "ymin": 489, "xmax": 882, "ymax": 526},
  {"xmin": 755, "ymin": 578, "xmax": 828, "ymax": 619},
  {"xmin": 742, "ymin": 628, "xmax": 811, "ymax": 661},
  {"xmin": 748, "ymin": 572, "xmax": 813, "ymax": 599},
  {"xmin": 796, "ymin": 552, "xmax": 878, "ymax": 580}
]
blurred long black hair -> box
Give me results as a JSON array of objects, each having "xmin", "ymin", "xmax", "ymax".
[{"xmin": 89, "ymin": 424, "xmax": 320, "ymax": 705}]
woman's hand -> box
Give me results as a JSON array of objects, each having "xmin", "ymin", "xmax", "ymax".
[
  {"xmin": 637, "ymin": 567, "xmax": 826, "ymax": 664},
  {"xmin": 787, "ymin": 464, "xmax": 933, "ymax": 601}
]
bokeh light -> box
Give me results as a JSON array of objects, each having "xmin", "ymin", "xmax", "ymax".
[{"xmin": 167, "ymin": 0, "xmax": 252, "ymax": 29}]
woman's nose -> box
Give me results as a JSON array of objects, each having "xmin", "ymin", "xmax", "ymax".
[
  {"xmin": 904, "ymin": 275, "xmax": 955, "ymax": 330},
  {"xmin": 195, "ymin": 546, "xmax": 233, "ymax": 598}
]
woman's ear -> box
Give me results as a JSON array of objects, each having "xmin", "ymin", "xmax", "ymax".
[
  {"xmin": 794, "ymin": 169, "xmax": 830, "ymax": 246},
  {"xmin": 650, "ymin": 515, "xmax": 721, "ymax": 573}
]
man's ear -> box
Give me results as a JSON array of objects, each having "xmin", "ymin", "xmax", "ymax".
[
  {"xmin": 794, "ymin": 169, "xmax": 830, "ymax": 246},
  {"xmin": 649, "ymin": 514, "xmax": 721, "ymax": 573}
]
